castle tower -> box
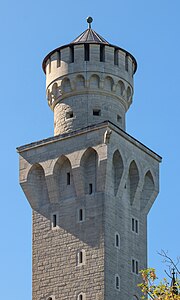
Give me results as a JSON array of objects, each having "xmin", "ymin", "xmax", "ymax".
[{"xmin": 17, "ymin": 18, "xmax": 161, "ymax": 300}]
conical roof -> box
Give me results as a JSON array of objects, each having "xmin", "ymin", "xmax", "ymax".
[{"xmin": 71, "ymin": 28, "xmax": 109, "ymax": 45}]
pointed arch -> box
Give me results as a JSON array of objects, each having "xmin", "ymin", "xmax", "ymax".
[
  {"xmin": 129, "ymin": 161, "xmax": 139, "ymax": 205},
  {"xmin": 104, "ymin": 76, "xmax": 114, "ymax": 91},
  {"xmin": 112, "ymin": 150, "xmax": 124, "ymax": 196},
  {"xmin": 53, "ymin": 155, "xmax": 76, "ymax": 200},
  {"xmin": 89, "ymin": 74, "xmax": 100, "ymax": 89},
  {"xmin": 27, "ymin": 163, "xmax": 49, "ymax": 208},
  {"xmin": 116, "ymin": 80, "xmax": 125, "ymax": 97},
  {"xmin": 80, "ymin": 148, "xmax": 98, "ymax": 195},
  {"xmin": 140, "ymin": 171, "xmax": 155, "ymax": 211},
  {"xmin": 75, "ymin": 75, "xmax": 85, "ymax": 90},
  {"xmin": 61, "ymin": 77, "xmax": 72, "ymax": 93}
]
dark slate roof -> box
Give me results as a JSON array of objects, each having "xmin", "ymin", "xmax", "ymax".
[{"xmin": 71, "ymin": 28, "xmax": 109, "ymax": 45}]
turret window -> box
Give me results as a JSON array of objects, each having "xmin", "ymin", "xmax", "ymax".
[
  {"xmin": 100, "ymin": 45, "xmax": 105, "ymax": 62},
  {"xmin": 77, "ymin": 293, "xmax": 85, "ymax": 300},
  {"xmin": 132, "ymin": 217, "xmax": 139, "ymax": 234},
  {"xmin": 125, "ymin": 54, "xmax": 129, "ymax": 71},
  {"xmin": 84, "ymin": 44, "xmax": 90, "ymax": 61},
  {"xmin": 89, "ymin": 183, "xmax": 93, "ymax": 194},
  {"xmin": 93, "ymin": 109, "xmax": 101, "ymax": 116},
  {"xmin": 66, "ymin": 111, "xmax": 73, "ymax": 119},
  {"xmin": 70, "ymin": 45, "xmax": 74, "ymax": 63},
  {"xmin": 115, "ymin": 274, "xmax": 120, "ymax": 290},
  {"xmin": 51, "ymin": 213, "xmax": 58, "ymax": 229},
  {"xmin": 114, "ymin": 49, "xmax": 118, "ymax": 65},
  {"xmin": 57, "ymin": 50, "xmax": 61, "ymax": 68},
  {"xmin": 132, "ymin": 259, "xmax": 139, "ymax": 275},
  {"xmin": 77, "ymin": 250, "xmax": 86, "ymax": 266},
  {"xmin": 67, "ymin": 172, "xmax": 70, "ymax": 185},
  {"xmin": 115, "ymin": 232, "xmax": 120, "ymax": 249},
  {"xmin": 78, "ymin": 208, "xmax": 85, "ymax": 222}
]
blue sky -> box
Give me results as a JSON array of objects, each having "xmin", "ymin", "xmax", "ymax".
[{"xmin": 0, "ymin": 0, "xmax": 180, "ymax": 299}]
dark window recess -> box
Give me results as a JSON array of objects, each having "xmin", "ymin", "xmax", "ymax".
[
  {"xmin": 100, "ymin": 45, "xmax": 105, "ymax": 62},
  {"xmin": 70, "ymin": 46, "xmax": 74, "ymax": 63},
  {"xmin": 136, "ymin": 261, "xmax": 139, "ymax": 275},
  {"xmin": 132, "ymin": 259, "xmax": 135, "ymax": 273},
  {"xmin": 84, "ymin": 44, "xmax": 90, "ymax": 61},
  {"xmin": 125, "ymin": 54, "xmax": 128, "ymax": 71},
  {"xmin": 117, "ymin": 115, "xmax": 122, "ymax": 123},
  {"xmin": 79, "ymin": 295, "xmax": 83, "ymax": 300},
  {"xmin": 66, "ymin": 111, "xmax": 73, "ymax": 119},
  {"xmin": 114, "ymin": 49, "xmax": 118, "ymax": 65},
  {"xmin": 67, "ymin": 172, "xmax": 70, "ymax": 185},
  {"xmin": 93, "ymin": 109, "xmax": 101, "ymax": 116},
  {"xmin": 79, "ymin": 251, "xmax": 83, "ymax": 264},
  {"xmin": 79, "ymin": 209, "xmax": 83, "ymax": 222},
  {"xmin": 135, "ymin": 220, "xmax": 138, "ymax": 233},
  {"xmin": 115, "ymin": 234, "xmax": 119, "ymax": 248},
  {"xmin": 116, "ymin": 276, "xmax": 120, "ymax": 290},
  {"xmin": 57, "ymin": 50, "xmax": 61, "ymax": 67},
  {"xmin": 52, "ymin": 214, "xmax": 57, "ymax": 227},
  {"xmin": 132, "ymin": 259, "xmax": 139, "ymax": 275},
  {"xmin": 132, "ymin": 218, "xmax": 135, "ymax": 231},
  {"xmin": 89, "ymin": 183, "xmax": 93, "ymax": 194}
]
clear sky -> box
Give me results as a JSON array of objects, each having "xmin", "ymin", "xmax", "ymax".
[{"xmin": 0, "ymin": 0, "xmax": 179, "ymax": 299}]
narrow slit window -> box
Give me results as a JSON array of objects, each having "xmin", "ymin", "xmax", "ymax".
[
  {"xmin": 117, "ymin": 115, "xmax": 122, "ymax": 123},
  {"xmin": 49, "ymin": 58, "xmax": 51, "ymax": 74},
  {"xmin": 132, "ymin": 259, "xmax": 135, "ymax": 273},
  {"xmin": 67, "ymin": 172, "xmax": 70, "ymax": 185},
  {"xmin": 79, "ymin": 295, "xmax": 83, "ymax": 300},
  {"xmin": 79, "ymin": 251, "xmax": 83, "ymax": 264},
  {"xmin": 84, "ymin": 44, "xmax": 90, "ymax": 61},
  {"xmin": 115, "ymin": 275, "xmax": 120, "ymax": 290},
  {"xmin": 93, "ymin": 109, "xmax": 101, "ymax": 116},
  {"xmin": 136, "ymin": 260, "xmax": 139, "ymax": 275},
  {"xmin": 89, "ymin": 183, "xmax": 93, "ymax": 194},
  {"xmin": 79, "ymin": 209, "xmax": 84, "ymax": 222},
  {"xmin": 100, "ymin": 45, "xmax": 105, "ymax": 62},
  {"xmin": 57, "ymin": 51, "xmax": 61, "ymax": 68},
  {"xmin": 52, "ymin": 214, "xmax": 57, "ymax": 228},
  {"xmin": 114, "ymin": 49, "xmax": 118, "ymax": 65},
  {"xmin": 135, "ymin": 220, "xmax": 138, "ymax": 233},
  {"xmin": 115, "ymin": 233, "xmax": 120, "ymax": 248},
  {"xmin": 125, "ymin": 54, "xmax": 129, "ymax": 71},
  {"xmin": 132, "ymin": 218, "xmax": 135, "ymax": 232},
  {"xmin": 70, "ymin": 46, "xmax": 74, "ymax": 63}
]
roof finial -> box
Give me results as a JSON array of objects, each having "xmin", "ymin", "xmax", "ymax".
[{"xmin": 86, "ymin": 16, "xmax": 93, "ymax": 29}]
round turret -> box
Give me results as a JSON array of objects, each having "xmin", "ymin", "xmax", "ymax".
[{"xmin": 42, "ymin": 18, "xmax": 137, "ymax": 135}]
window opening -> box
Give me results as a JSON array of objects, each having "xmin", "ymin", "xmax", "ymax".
[
  {"xmin": 66, "ymin": 111, "xmax": 73, "ymax": 119},
  {"xmin": 93, "ymin": 109, "xmax": 101, "ymax": 116},
  {"xmin": 132, "ymin": 259, "xmax": 139, "ymax": 275},
  {"xmin": 132, "ymin": 218, "xmax": 138, "ymax": 234},
  {"xmin": 84, "ymin": 44, "xmax": 90, "ymax": 61},
  {"xmin": 115, "ymin": 233, "xmax": 120, "ymax": 248},
  {"xmin": 115, "ymin": 275, "xmax": 120, "ymax": 290},
  {"xmin": 52, "ymin": 214, "xmax": 57, "ymax": 228},
  {"xmin": 67, "ymin": 172, "xmax": 70, "ymax": 185},
  {"xmin": 57, "ymin": 51, "xmax": 61, "ymax": 68},
  {"xmin": 89, "ymin": 183, "xmax": 93, "ymax": 194},
  {"xmin": 70, "ymin": 46, "xmax": 74, "ymax": 63},
  {"xmin": 125, "ymin": 54, "xmax": 128, "ymax": 71},
  {"xmin": 79, "ymin": 251, "xmax": 83, "ymax": 264},
  {"xmin": 117, "ymin": 115, "xmax": 122, "ymax": 123},
  {"xmin": 100, "ymin": 45, "xmax": 105, "ymax": 62},
  {"xmin": 114, "ymin": 49, "xmax": 118, "ymax": 65},
  {"xmin": 79, "ymin": 295, "xmax": 83, "ymax": 300},
  {"xmin": 79, "ymin": 209, "xmax": 84, "ymax": 222}
]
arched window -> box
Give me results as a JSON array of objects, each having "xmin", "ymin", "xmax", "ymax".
[
  {"xmin": 115, "ymin": 274, "xmax": 120, "ymax": 290},
  {"xmin": 77, "ymin": 292, "xmax": 85, "ymax": 300}
]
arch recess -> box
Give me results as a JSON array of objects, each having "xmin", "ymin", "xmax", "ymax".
[
  {"xmin": 112, "ymin": 150, "xmax": 124, "ymax": 196},
  {"xmin": 116, "ymin": 80, "xmax": 125, "ymax": 97},
  {"xmin": 89, "ymin": 74, "xmax": 100, "ymax": 89},
  {"xmin": 53, "ymin": 155, "xmax": 76, "ymax": 200},
  {"xmin": 129, "ymin": 161, "xmax": 139, "ymax": 205},
  {"xmin": 61, "ymin": 77, "xmax": 72, "ymax": 93},
  {"xmin": 27, "ymin": 163, "xmax": 50, "ymax": 208},
  {"xmin": 80, "ymin": 148, "xmax": 98, "ymax": 194},
  {"xmin": 140, "ymin": 171, "xmax": 155, "ymax": 211},
  {"xmin": 127, "ymin": 86, "xmax": 132, "ymax": 101},
  {"xmin": 104, "ymin": 76, "xmax": 114, "ymax": 91},
  {"xmin": 75, "ymin": 75, "xmax": 85, "ymax": 90}
]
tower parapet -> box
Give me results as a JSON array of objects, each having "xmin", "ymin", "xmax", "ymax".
[{"xmin": 43, "ymin": 19, "xmax": 137, "ymax": 135}]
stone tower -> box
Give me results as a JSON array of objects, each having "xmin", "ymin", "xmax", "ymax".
[{"xmin": 17, "ymin": 18, "xmax": 161, "ymax": 300}]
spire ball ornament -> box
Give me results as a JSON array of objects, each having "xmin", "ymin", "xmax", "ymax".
[{"xmin": 86, "ymin": 16, "xmax": 93, "ymax": 28}]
